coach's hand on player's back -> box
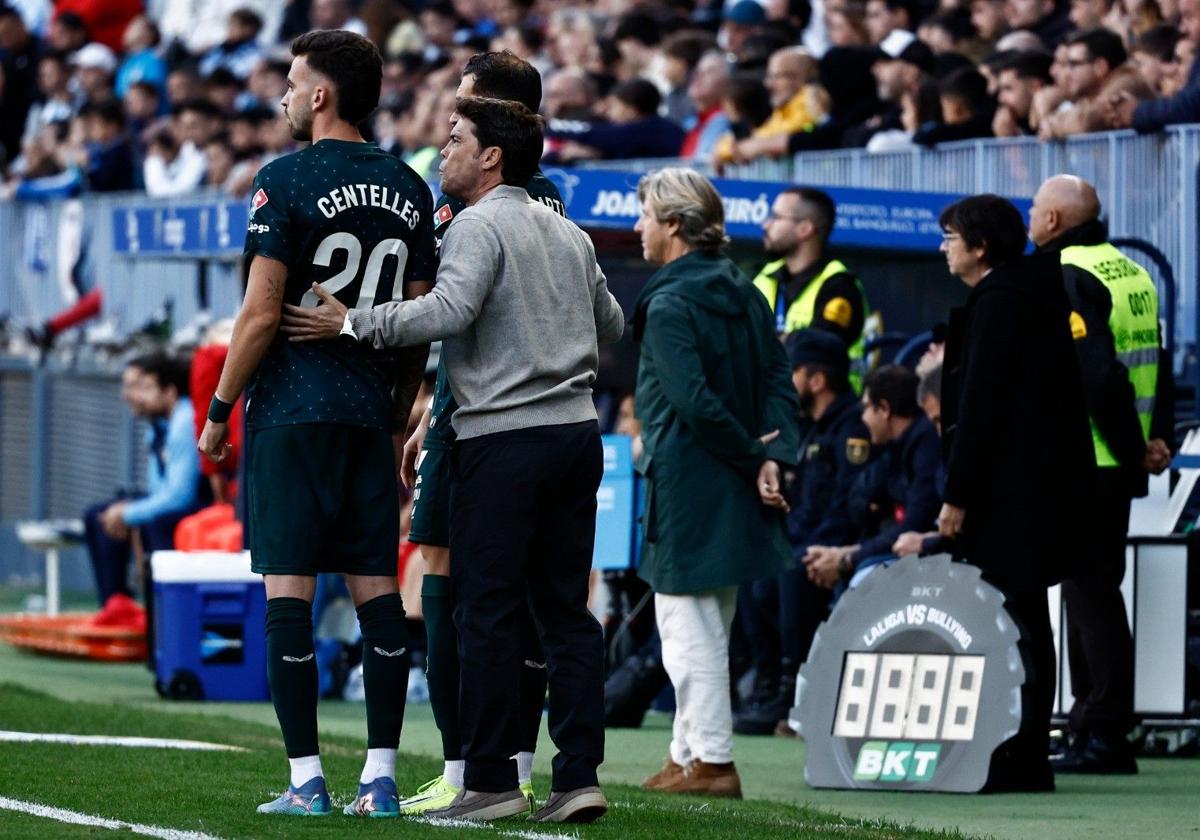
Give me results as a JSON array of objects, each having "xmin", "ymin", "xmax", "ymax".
[
  {"xmin": 198, "ymin": 419, "xmax": 233, "ymax": 463},
  {"xmin": 280, "ymin": 283, "xmax": 348, "ymax": 342}
]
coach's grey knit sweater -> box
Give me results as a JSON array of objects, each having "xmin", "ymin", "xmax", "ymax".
[{"xmin": 347, "ymin": 184, "xmax": 626, "ymax": 440}]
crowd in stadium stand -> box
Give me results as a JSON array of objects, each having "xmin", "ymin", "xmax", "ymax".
[{"xmin": 2, "ymin": 0, "xmax": 1199, "ymax": 200}]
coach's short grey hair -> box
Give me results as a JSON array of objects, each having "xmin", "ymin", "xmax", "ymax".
[{"xmin": 637, "ymin": 168, "xmax": 730, "ymax": 256}]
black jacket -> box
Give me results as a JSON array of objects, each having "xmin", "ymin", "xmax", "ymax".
[
  {"xmin": 941, "ymin": 252, "xmax": 1098, "ymax": 588},
  {"xmin": 1036, "ymin": 220, "xmax": 1173, "ymax": 498},
  {"xmin": 850, "ymin": 414, "xmax": 942, "ymax": 563}
]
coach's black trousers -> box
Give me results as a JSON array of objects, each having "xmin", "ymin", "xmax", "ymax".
[{"xmin": 450, "ymin": 420, "xmax": 605, "ymax": 793}]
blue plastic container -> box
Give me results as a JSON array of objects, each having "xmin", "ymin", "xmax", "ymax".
[{"xmin": 151, "ymin": 551, "xmax": 268, "ymax": 701}]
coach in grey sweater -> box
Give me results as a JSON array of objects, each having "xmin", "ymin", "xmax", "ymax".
[
  {"xmin": 283, "ymin": 96, "xmax": 620, "ymax": 824},
  {"xmin": 345, "ymin": 183, "xmax": 624, "ymax": 438}
]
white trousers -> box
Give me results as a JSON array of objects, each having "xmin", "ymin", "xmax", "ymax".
[{"xmin": 656, "ymin": 586, "xmax": 738, "ymax": 766}]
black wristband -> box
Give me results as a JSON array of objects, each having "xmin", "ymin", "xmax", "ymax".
[{"xmin": 208, "ymin": 394, "xmax": 234, "ymax": 423}]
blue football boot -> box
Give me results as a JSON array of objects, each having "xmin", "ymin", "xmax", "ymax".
[
  {"xmin": 344, "ymin": 777, "xmax": 401, "ymax": 817},
  {"xmin": 256, "ymin": 776, "xmax": 332, "ymax": 816}
]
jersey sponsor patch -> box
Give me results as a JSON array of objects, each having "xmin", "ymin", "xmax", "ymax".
[
  {"xmin": 846, "ymin": 438, "xmax": 870, "ymax": 465},
  {"xmin": 250, "ymin": 188, "xmax": 269, "ymax": 217},
  {"xmin": 823, "ymin": 297, "xmax": 854, "ymax": 329},
  {"xmin": 436, "ymin": 204, "xmax": 454, "ymax": 226},
  {"xmin": 1069, "ymin": 310, "xmax": 1087, "ymax": 339}
]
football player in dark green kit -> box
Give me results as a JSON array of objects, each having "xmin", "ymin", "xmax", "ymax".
[
  {"xmin": 197, "ymin": 30, "xmax": 435, "ymax": 818},
  {"xmin": 395, "ymin": 51, "xmax": 564, "ymax": 815}
]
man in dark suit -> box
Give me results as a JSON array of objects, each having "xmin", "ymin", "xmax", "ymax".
[{"xmin": 936, "ymin": 194, "xmax": 1097, "ymax": 793}]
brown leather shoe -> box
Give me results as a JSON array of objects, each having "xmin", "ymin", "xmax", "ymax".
[
  {"xmin": 642, "ymin": 757, "xmax": 687, "ymax": 790},
  {"xmin": 659, "ymin": 760, "xmax": 743, "ymax": 799}
]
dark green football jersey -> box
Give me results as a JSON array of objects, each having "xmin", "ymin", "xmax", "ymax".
[
  {"xmin": 424, "ymin": 171, "xmax": 566, "ymax": 446},
  {"xmin": 243, "ymin": 139, "xmax": 436, "ymax": 431}
]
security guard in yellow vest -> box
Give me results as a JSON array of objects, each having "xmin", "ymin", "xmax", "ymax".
[
  {"xmin": 1030, "ymin": 175, "xmax": 1173, "ymax": 775},
  {"xmin": 755, "ymin": 188, "xmax": 868, "ymax": 372}
]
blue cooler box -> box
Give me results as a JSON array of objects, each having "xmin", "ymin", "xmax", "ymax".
[{"xmin": 151, "ymin": 550, "xmax": 268, "ymax": 701}]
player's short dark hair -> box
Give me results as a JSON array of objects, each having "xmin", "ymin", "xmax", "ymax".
[
  {"xmin": 1065, "ymin": 27, "xmax": 1127, "ymax": 71},
  {"xmin": 80, "ymin": 99, "xmax": 126, "ymax": 128},
  {"xmin": 780, "ymin": 186, "xmax": 836, "ymax": 242},
  {"xmin": 938, "ymin": 194, "xmax": 1028, "ymax": 267},
  {"xmin": 863, "ymin": 364, "xmax": 920, "ymax": 418},
  {"xmin": 462, "ymin": 50, "xmax": 542, "ymax": 112},
  {"xmin": 291, "ymin": 29, "xmax": 383, "ymax": 125},
  {"xmin": 996, "ymin": 49, "xmax": 1053, "ymax": 83},
  {"xmin": 130, "ymin": 352, "xmax": 191, "ymax": 396},
  {"xmin": 1133, "ymin": 24, "xmax": 1182, "ymax": 62},
  {"xmin": 455, "ymin": 95, "xmax": 544, "ymax": 187}
]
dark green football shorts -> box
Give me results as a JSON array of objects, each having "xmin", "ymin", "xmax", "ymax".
[
  {"xmin": 408, "ymin": 444, "xmax": 451, "ymax": 547},
  {"xmin": 246, "ymin": 424, "xmax": 399, "ymax": 576}
]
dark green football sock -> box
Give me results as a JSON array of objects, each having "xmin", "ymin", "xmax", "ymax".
[
  {"xmin": 422, "ymin": 574, "xmax": 462, "ymax": 760},
  {"xmin": 357, "ymin": 593, "xmax": 410, "ymax": 750},
  {"xmin": 265, "ymin": 597, "xmax": 319, "ymax": 759}
]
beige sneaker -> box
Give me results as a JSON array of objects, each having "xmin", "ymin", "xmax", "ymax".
[
  {"xmin": 658, "ymin": 760, "xmax": 743, "ymax": 799},
  {"xmin": 530, "ymin": 787, "xmax": 607, "ymax": 823},
  {"xmin": 642, "ymin": 757, "xmax": 687, "ymax": 790},
  {"xmin": 423, "ymin": 788, "xmax": 529, "ymax": 821}
]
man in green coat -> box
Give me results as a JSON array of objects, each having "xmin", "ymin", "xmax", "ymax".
[{"xmin": 631, "ymin": 168, "xmax": 800, "ymax": 800}]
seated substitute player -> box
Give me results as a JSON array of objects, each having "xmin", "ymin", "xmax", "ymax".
[
  {"xmin": 197, "ymin": 30, "xmax": 436, "ymax": 818},
  {"xmin": 397, "ymin": 50, "xmax": 566, "ymax": 816}
]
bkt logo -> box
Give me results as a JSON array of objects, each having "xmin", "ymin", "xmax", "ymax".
[{"xmin": 853, "ymin": 741, "xmax": 941, "ymax": 782}]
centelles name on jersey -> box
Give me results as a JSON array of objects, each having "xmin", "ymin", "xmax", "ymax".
[{"xmin": 317, "ymin": 183, "xmax": 421, "ymax": 229}]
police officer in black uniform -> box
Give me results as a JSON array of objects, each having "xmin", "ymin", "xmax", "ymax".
[{"xmin": 735, "ymin": 329, "xmax": 872, "ymax": 735}]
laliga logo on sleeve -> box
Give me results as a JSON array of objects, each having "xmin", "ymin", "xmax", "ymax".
[
  {"xmin": 250, "ymin": 188, "xmax": 269, "ymax": 218},
  {"xmin": 792, "ymin": 555, "xmax": 1024, "ymax": 792}
]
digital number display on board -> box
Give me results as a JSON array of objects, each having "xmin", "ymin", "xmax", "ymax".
[{"xmin": 795, "ymin": 556, "xmax": 1025, "ymax": 792}]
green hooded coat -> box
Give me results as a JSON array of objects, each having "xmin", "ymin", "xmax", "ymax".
[{"xmin": 633, "ymin": 251, "xmax": 801, "ymax": 595}]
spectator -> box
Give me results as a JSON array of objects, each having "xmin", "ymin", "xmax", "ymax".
[
  {"xmin": 716, "ymin": 70, "xmax": 773, "ymax": 153},
  {"xmin": 237, "ymin": 58, "xmax": 288, "ymax": 111},
  {"xmin": 1163, "ymin": 30, "xmax": 1196, "ymax": 94},
  {"xmin": 846, "ymin": 39, "xmax": 935, "ymax": 146},
  {"xmin": 53, "ymin": 0, "xmax": 142, "ymax": 53},
  {"xmin": 204, "ymin": 67, "xmax": 242, "ymax": 113},
  {"xmin": 722, "ymin": 47, "xmax": 827, "ymax": 164},
  {"xmin": 970, "ymin": 0, "xmax": 1010, "ymax": 44},
  {"xmin": 543, "ymin": 66, "xmax": 600, "ymax": 120},
  {"xmin": 1005, "ymin": 0, "xmax": 1073, "ymax": 47},
  {"xmin": 865, "ymin": 0, "xmax": 916, "ymax": 53},
  {"xmin": 199, "ymin": 9, "xmax": 264, "ymax": 80},
  {"xmin": 612, "ymin": 11, "xmax": 661, "ymax": 82},
  {"xmin": 202, "ymin": 131, "xmax": 235, "ymax": 190},
  {"xmin": 165, "ymin": 66, "xmax": 201, "ymax": 108},
  {"xmin": 1108, "ymin": 0, "xmax": 1200, "ymax": 130},
  {"xmin": 544, "ymin": 78, "xmax": 684, "ymax": 162},
  {"xmin": 720, "ymin": 0, "xmax": 769, "ymax": 57},
  {"xmin": 914, "ymin": 66, "xmax": 995, "ymax": 144},
  {"xmin": 632, "ymin": 168, "xmax": 799, "ymax": 799},
  {"xmin": 115, "ymin": 15, "xmax": 166, "ymax": 99},
  {"xmin": 75, "ymin": 99, "xmax": 134, "ymax": 191},
  {"xmin": 45, "ymin": 11, "xmax": 87, "ymax": 53},
  {"xmin": 69, "ymin": 42, "xmax": 117, "ymax": 107},
  {"xmin": 83, "ymin": 353, "xmax": 208, "ymax": 607},
  {"xmin": 867, "ymin": 77, "xmax": 943, "ymax": 148},
  {"xmin": 937, "ymin": 193, "xmax": 1095, "ymax": 792},
  {"xmin": 804, "ymin": 364, "xmax": 941, "ymax": 591},
  {"xmin": 994, "ymin": 28, "xmax": 1049, "ymax": 53},
  {"xmin": 1130, "ymin": 23, "xmax": 1183, "ymax": 93},
  {"xmin": 1070, "ymin": 0, "xmax": 1114, "ymax": 30},
  {"xmin": 681, "ymin": 49, "xmax": 732, "ymax": 158},
  {"xmin": 825, "ymin": 4, "xmax": 871, "ymax": 47},
  {"xmin": 20, "ymin": 51, "xmax": 77, "ymax": 155},
  {"xmin": 920, "ymin": 9, "xmax": 987, "ymax": 61},
  {"xmin": 659, "ymin": 30, "xmax": 716, "ymax": 124},
  {"xmin": 766, "ymin": 0, "xmax": 815, "ymax": 44},
  {"xmin": 993, "ymin": 49, "xmax": 1053, "ymax": 135},
  {"xmin": 1042, "ymin": 27, "xmax": 1152, "ymax": 137},
  {"xmin": 0, "ymin": 4, "xmax": 42, "ymax": 166}
]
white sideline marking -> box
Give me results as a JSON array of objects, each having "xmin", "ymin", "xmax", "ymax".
[
  {"xmin": 0, "ymin": 796, "xmax": 226, "ymax": 840},
  {"xmin": 0, "ymin": 731, "xmax": 246, "ymax": 752},
  {"xmin": 414, "ymin": 815, "xmax": 577, "ymax": 840}
]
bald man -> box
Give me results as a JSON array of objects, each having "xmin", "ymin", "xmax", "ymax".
[{"xmin": 1029, "ymin": 174, "xmax": 1173, "ymax": 774}]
